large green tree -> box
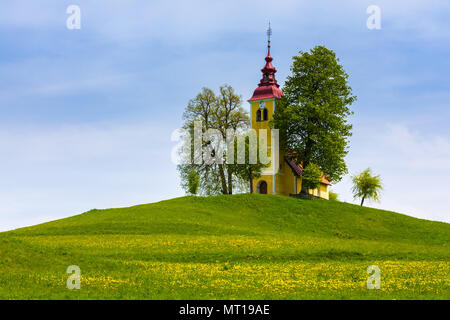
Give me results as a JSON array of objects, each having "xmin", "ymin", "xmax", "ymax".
[
  {"xmin": 178, "ymin": 87, "xmax": 222, "ymax": 195},
  {"xmin": 273, "ymin": 46, "xmax": 356, "ymax": 182},
  {"xmin": 178, "ymin": 85, "xmax": 254, "ymax": 195}
]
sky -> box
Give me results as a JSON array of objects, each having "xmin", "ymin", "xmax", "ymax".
[{"xmin": 0, "ymin": 0, "xmax": 449, "ymax": 231}]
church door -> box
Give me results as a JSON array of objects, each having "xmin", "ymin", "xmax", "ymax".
[{"xmin": 258, "ymin": 181, "xmax": 267, "ymax": 194}]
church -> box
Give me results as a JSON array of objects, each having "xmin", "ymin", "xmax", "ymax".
[{"xmin": 248, "ymin": 34, "xmax": 331, "ymax": 199}]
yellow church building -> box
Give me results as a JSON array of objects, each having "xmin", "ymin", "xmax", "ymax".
[{"xmin": 248, "ymin": 37, "xmax": 330, "ymax": 199}]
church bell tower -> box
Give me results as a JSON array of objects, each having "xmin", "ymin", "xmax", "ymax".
[{"xmin": 248, "ymin": 24, "xmax": 283, "ymax": 194}]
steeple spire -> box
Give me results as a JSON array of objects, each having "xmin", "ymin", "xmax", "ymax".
[
  {"xmin": 248, "ymin": 24, "xmax": 284, "ymax": 101},
  {"xmin": 260, "ymin": 22, "xmax": 278, "ymax": 87}
]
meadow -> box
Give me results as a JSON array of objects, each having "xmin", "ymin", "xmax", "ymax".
[{"xmin": 0, "ymin": 194, "xmax": 448, "ymax": 299}]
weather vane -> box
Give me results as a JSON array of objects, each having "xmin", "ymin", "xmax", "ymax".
[{"xmin": 267, "ymin": 22, "xmax": 272, "ymax": 43}]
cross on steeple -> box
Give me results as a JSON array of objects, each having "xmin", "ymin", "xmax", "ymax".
[{"xmin": 267, "ymin": 22, "xmax": 272, "ymax": 44}]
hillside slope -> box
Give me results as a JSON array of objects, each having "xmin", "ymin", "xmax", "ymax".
[{"xmin": 0, "ymin": 194, "xmax": 449, "ymax": 299}]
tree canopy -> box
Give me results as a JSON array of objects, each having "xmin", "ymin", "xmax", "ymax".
[
  {"xmin": 178, "ymin": 85, "xmax": 266, "ymax": 195},
  {"xmin": 273, "ymin": 46, "xmax": 356, "ymax": 183}
]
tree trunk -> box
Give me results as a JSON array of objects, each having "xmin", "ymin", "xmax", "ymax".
[
  {"xmin": 302, "ymin": 137, "xmax": 314, "ymax": 169},
  {"xmin": 248, "ymin": 168, "xmax": 253, "ymax": 193},
  {"xmin": 218, "ymin": 164, "xmax": 228, "ymax": 194},
  {"xmin": 227, "ymin": 168, "xmax": 233, "ymax": 194},
  {"xmin": 301, "ymin": 184, "xmax": 308, "ymax": 195},
  {"xmin": 360, "ymin": 195, "xmax": 365, "ymax": 206}
]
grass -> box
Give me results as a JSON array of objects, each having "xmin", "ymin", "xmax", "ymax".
[{"xmin": 0, "ymin": 194, "xmax": 448, "ymax": 299}]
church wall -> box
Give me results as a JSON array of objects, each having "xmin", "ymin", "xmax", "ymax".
[
  {"xmin": 251, "ymin": 99, "xmax": 274, "ymax": 134},
  {"xmin": 296, "ymin": 177, "xmax": 303, "ymax": 194},
  {"xmin": 320, "ymin": 183, "xmax": 329, "ymax": 200},
  {"xmin": 308, "ymin": 188, "xmax": 319, "ymax": 197},
  {"xmin": 253, "ymin": 175, "xmax": 273, "ymax": 195},
  {"xmin": 277, "ymin": 160, "xmax": 296, "ymax": 196},
  {"xmin": 307, "ymin": 183, "xmax": 329, "ymax": 199},
  {"xmin": 249, "ymin": 97, "xmax": 329, "ymax": 200},
  {"xmin": 250, "ymin": 99, "xmax": 276, "ymax": 176}
]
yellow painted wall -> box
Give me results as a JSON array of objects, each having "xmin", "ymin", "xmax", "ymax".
[
  {"xmin": 307, "ymin": 183, "xmax": 329, "ymax": 199},
  {"xmin": 251, "ymin": 99, "xmax": 274, "ymax": 135},
  {"xmin": 320, "ymin": 183, "xmax": 329, "ymax": 200},
  {"xmin": 308, "ymin": 188, "xmax": 319, "ymax": 197},
  {"xmin": 252, "ymin": 164, "xmax": 329, "ymax": 199},
  {"xmin": 296, "ymin": 177, "xmax": 302, "ymax": 194},
  {"xmin": 276, "ymin": 158, "xmax": 296, "ymax": 196},
  {"xmin": 253, "ymin": 175, "xmax": 273, "ymax": 195},
  {"xmin": 251, "ymin": 99, "xmax": 274, "ymax": 175},
  {"xmin": 250, "ymin": 98, "xmax": 329, "ymax": 200}
]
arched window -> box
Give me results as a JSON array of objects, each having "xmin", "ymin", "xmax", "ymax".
[
  {"xmin": 256, "ymin": 109, "xmax": 261, "ymax": 122},
  {"xmin": 263, "ymin": 108, "xmax": 268, "ymax": 121}
]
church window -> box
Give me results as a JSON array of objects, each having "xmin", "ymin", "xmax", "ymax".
[
  {"xmin": 263, "ymin": 108, "xmax": 268, "ymax": 121},
  {"xmin": 256, "ymin": 109, "xmax": 261, "ymax": 122}
]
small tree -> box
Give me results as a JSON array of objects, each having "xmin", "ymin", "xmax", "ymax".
[
  {"xmin": 187, "ymin": 170, "xmax": 200, "ymax": 195},
  {"xmin": 351, "ymin": 168, "xmax": 382, "ymax": 206},
  {"xmin": 301, "ymin": 163, "xmax": 323, "ymax": 193}
]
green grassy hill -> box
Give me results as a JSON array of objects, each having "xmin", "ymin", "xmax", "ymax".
[{"xmin": 0, "ymin": 194, "xmax": 449, "ymax": 299}]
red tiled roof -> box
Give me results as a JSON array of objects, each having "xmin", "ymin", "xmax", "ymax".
[
  {"xmin": 249, "ymin": 85, "xmax": 283, "ymax": 101},
  {"xmin": 248, "ymin": 41, "xmax": 284, "ymax": 102},
  {"xmin": 284, "ymin": 157, "xmax": 332, "ymax": 185},
  {"xmin": 285, "ymin": 157, "xmax": 302, "ymax": 176}
]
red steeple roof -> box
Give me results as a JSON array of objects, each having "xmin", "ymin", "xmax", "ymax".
[{"xmin": 249, "ymin": 27, "xmax": 284, "ymax": 102}]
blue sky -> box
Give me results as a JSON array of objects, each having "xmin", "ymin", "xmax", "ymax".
[{"xmin": 1, "ymin": 0, "xmax": 449, "ymax": 230}]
